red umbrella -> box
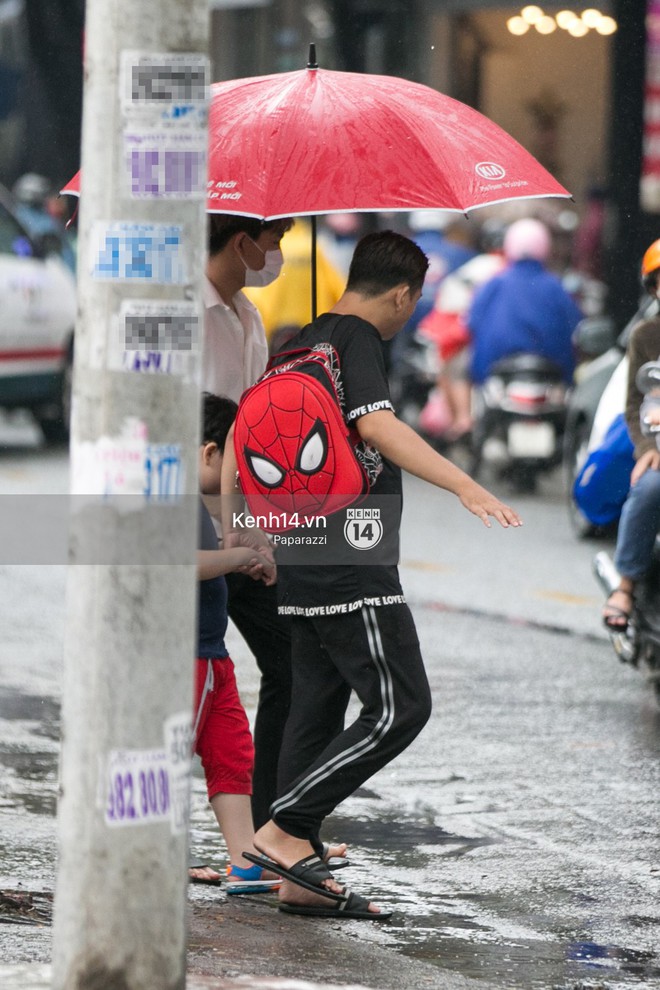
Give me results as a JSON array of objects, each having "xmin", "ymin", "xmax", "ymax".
[{"xmin": 62, "ymin": 47, "xmax": 569, "ymax": 310}]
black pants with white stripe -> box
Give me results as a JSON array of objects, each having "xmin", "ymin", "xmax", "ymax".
[{"xmin": 271, "ymin": 603, "xmax": 432, "ymax": 839}]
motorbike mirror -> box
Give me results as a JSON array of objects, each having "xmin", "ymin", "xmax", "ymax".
[
  {"xmin": 572, "ymin": 315, "xmax": 618, "ymax": 358},
  {"xmin": 636, "ymin": 361, "xmax": 660, "ymax": 394}
]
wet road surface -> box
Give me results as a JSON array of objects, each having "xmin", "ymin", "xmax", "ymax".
[{"xmin": 0, "ymin": 434, "xmax": 658, "ymax": 988}]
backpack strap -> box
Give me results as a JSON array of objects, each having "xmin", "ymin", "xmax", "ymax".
[{"xmin": 267, "ymin": 314, "xmax": 347, "ymax": 372}]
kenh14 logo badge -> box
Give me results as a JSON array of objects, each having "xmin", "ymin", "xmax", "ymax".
[{"xmin": 344, "ymin": 507, "xmax": 383, "ymax": 550}]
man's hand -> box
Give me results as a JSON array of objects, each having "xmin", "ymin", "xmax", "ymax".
[
  {"xmin": 631, "ymin": 448, "xmax": 660, "ymax": 486},
  {"xmin": 356, "ymin": 409, "xmax": 522, "ymax": 528},
  {"xmin": 459, "ymin": 482, "xmax": 523, "ymax": 529},
  {"xmin": 228, "ymin": 545, "xmax": 276, "ymax": 585},
  {"xmin": 225, "ymin": 528, "xmax": 276, "ymax": 582}
]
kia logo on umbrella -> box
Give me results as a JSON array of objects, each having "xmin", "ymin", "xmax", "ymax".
[{"xmin": 475, "ymin": 161, "xmax": 507, "ymax": 181}]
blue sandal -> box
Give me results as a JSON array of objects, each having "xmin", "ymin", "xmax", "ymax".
[{"xmin": 225, "ymin": 862, "xmax": 281, "ymax": 895}]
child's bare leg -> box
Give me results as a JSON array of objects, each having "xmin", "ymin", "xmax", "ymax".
[{"xmin": 209, "ymin": 792, "xmax": 278, "ymax": 878}]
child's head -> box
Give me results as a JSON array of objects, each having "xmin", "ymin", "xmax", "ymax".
[{"xmin": 199, "ymin": 393, "xmax": 238, "ymax": 495}]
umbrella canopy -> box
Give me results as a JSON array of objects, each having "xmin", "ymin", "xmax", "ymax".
[{"xmin": 62, "ymin": 59, "xmax": 569, "ymax": 219}]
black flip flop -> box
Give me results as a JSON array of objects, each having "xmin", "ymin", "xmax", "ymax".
[
  {"xmin": 279, "ymin": 889, "xmax": 392, "ymax": 921},
  {"xmin": 188, "ymin": 861, "xmax": 222, "ymax": 886},
  {"xmin": 243, "ymin": 851, "xmax": 345, "ymax": 902},
  {"xmin": 603, "ymin": 589, "xmax": 633, "ymax": 631},
  {"xmin": 320, "ymin": 842, "xmax": 349, "ymax": 870}
]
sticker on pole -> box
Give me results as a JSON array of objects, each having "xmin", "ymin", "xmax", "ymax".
[
  {"xmin": 124, "ymin": 128, "xmax": 207, "ymax": 199},
  {"xmin": 119, "ymin": 53, "xmax": 209, "ymax": 199},
  {"xmin": 93, "ymin": 300, "xmax": 201, "ymax": 380},
  {"xmin": 105, "ymin": 747, "xmax": 173, "ymax": 827},
  {"xmin": 104, "ymin": 713, "xmax": 192, "ymax": 833},
  {"xmin": 71, "ymin": 417, "xmax": 185, "ymax": 508},
  {"xmin": 90, "ymin": 222, "xmax": 188, "ymax": 283},
  {"xmin": 164, "ymin": 711, "xmax": 192, "ymax": 835},
  {"xmin": 121, "ymin": 52, "xmax": 209, "ymax": 114}
]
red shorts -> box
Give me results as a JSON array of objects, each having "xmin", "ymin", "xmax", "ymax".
[{"xmin": 193, "ymin": 657, "xmax": 254, "ymax": 799}]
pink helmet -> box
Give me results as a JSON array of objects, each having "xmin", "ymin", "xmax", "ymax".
[{"xmin": 503, "ymin": 218, "xmax": 551, "ymax": 263}]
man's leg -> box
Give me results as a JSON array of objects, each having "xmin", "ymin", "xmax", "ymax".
[
  {"xmin": 267, "ymin": 603, "xmax": 432, "ymax": 842},
  {"xmin": 614, "ymin": 467, "xmax": 660, "ymax": 580},
  {"xmin": 226, "ymin": 573, "xmax": 292, "ymax": 829},
  {"xmin": 276, "ymin": 625, "xmax": 351, "ymax": 798}
]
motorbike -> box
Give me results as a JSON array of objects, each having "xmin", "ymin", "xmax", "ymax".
[
  {"xmin": 592, "ymin": 360, "xmax": 660, "ymax": 708},
  {"xmin": 593, "ymin": 550, "xmax": 660, "ymax": 708},
  {"xmin": 470, "ymin": 353, "xmax": 569, "ymax": 492},
  {"xmin": 388, "ymin": 328, "xmax": 440, "ymax": 431}
]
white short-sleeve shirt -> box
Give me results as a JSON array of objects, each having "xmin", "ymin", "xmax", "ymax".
[{"xmin": 202, "ymin": 276, "xmax": 269, "ymax": 403}]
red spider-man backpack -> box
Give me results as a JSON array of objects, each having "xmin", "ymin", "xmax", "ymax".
[{"xmin": 234, "ymin": 335, "xmax": 375, "ymax": 531}]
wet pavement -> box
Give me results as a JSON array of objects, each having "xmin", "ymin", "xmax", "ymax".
[{"xmin": 0, "ymin": 432, "xmax": 659, "ymax": 988}]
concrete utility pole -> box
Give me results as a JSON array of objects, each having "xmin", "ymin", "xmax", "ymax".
[{"xmin": 52, "ymin": 2, "xmax": 209, "ymax": 988}]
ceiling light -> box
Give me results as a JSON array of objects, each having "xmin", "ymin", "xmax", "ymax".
[
  {"xmin": 567, "ymin": 19, "xmax": 589, "ymax": 36},
  {"xmin": 556, "ymin": 10, "xmax": 578, "ymax": 29},
  {"xmin": 581, "ymin": 8, "xmax": 602, "ymax": 29},
  {"xmin": 595, "ymin": 15, "xmax": 618, "ymax": 35},
  {"xmin": 507, "ymin": 15, "xmax": 530, "ymax": 35},
  {"xmin": 521, "ymin": 5, "xmax": 544, "ymax": 24},
  {"xmin": 535, "ymin": 16, "xmax": 557, "ymax": 34}
]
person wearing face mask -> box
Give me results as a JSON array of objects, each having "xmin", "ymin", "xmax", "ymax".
[
  {"xmin": 243, "ymin": 219, "xmax": 345, "ymax": 348},
  {"xmin": 203, "ymin": 214, "xmax": 291, "ymax": 401},
  {"xmin": 193, "ymin": 215, "xmax": 349, "ymax": 885}
]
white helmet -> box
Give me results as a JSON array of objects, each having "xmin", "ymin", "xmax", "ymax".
[
  {"xmin": 503, "ymin": 218, "xmax": 551, "ymax": 263},
  {"xmin": 12, "ymin": 173, "xmax": 51, "ymax": 208}
]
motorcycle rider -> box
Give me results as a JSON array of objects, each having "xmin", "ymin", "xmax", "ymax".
[
  {"xmin": 602, "ymin": 239, "xmax": 660, "ymax": 629},
  {"xmin": 12, "ymin": 172, "xmax": 76, "ymax": 273},
  {"xmin": 467, "ymin": 217, "xmax": 582, "ymax": 386}
]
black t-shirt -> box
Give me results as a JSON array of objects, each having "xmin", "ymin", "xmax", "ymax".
[{"xmin": 274, "ymin": 313, "xmax": 406, "ymax": 614}]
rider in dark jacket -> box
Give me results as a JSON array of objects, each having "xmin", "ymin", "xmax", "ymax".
[{"xmin": 468, "ymin": 217, "xmax": 582, "ymax": 385}]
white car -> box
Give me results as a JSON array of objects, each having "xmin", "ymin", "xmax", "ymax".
[{"xmin": 0, "ymin": 186, "xmax": 76, "ymax": 442}]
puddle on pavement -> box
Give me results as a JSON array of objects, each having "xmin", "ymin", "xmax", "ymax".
[
  {"xmin": 320, "ymin": 806, "xmax": 660, "ymax": 990},
  {"xmin": 386, "ymin": 908, "xmax": 660, "ymax": 989},
  {"xmin": 0, "ymin": 688, "xmax": 60, "ymax": 820},
  {"xmin": 171, "ymin": 772, "xmax": 656, "ymax": 990},
  {"xmin": 0, "ymin": 691, "xmax": 60, "ymax": 741}
]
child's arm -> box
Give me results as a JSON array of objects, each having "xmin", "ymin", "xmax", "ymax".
[
  {"xmin": 198, "ymin": 544, "xmax": 274, "ymax": 583},
  {"xmin": 219, "ymin": 424, "xmax": 246, "ymax": 537},
  {"xmin": 356, "ymin": 409, "xmax": 522, "ymax": 529},
  {"xmin": 219, "ymin": 424, "xmax": 277, "ymax": 582}
]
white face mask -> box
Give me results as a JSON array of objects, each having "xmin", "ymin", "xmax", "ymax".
[{"xmin": 241, "ymin": 237, "xmax": 284, "ymax": 287}]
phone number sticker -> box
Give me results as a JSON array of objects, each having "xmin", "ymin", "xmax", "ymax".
[
  {"xmin": 105, "ymin": 748, "xmax": 172, "ymax": 827},
  {"xmin": 164, "ymin": 711, "xmax": 192, "ymax": 835}
]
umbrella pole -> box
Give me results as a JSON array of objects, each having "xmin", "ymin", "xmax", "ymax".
[{"xmin": 311, "ymin": 213, "xmax": 318, "ymax": 320}]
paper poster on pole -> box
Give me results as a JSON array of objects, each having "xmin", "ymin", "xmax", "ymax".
[
  {"xmin": 120, "ymin": 52, "xmax": 209, "ymax": 201},
  {"xmin": 90, "ymin": 222, "xmax": 188, "ymax": 283},
  {"xmin": 107, "ymin": 300, "xmax": 201, "ymax": 382},
  {"xmin": 102, "ymin": 712, "xmax": 192, "ymax": 833},
  {"xmin": 121, "ymin": 52, "xmax": 208, "ymax": 114},
  {"xmin": 71, "ymin": 417, "xmax": 185, "ymax": 508}
]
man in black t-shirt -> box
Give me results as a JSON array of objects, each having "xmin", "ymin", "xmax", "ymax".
[{"xmin": 223, "ymin": 231, "xmax": 522, "ymax": 920}]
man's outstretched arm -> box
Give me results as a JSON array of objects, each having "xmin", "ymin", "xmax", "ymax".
[{"xmin": 356, "ymin": 409, "xmax": 522, "ymax": 529}]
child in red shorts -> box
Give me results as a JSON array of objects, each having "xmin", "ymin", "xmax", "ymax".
[{"xmin": 193, "ymin": 392, "xmax": 280, "ymax": 894}]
